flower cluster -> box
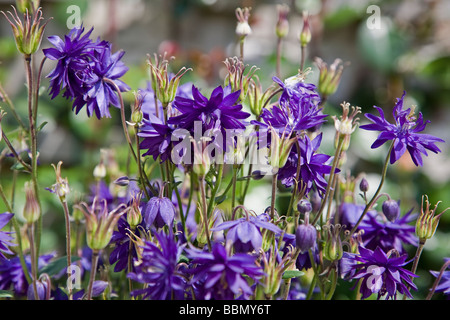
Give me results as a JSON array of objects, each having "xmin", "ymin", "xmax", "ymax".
[{"xmin": 0, "ymin": 3, "xmax": 448, "ymax": 303}]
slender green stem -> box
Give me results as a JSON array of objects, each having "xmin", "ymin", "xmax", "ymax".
[
  {"xmin": 231, "ymin": 166, "xmax": 238, "ymax": 212},
  {"xmin": 199, "ymin": 176, "xmax": 212, "ymax": 251},
  {"xmin": 349, "ymin": 141, "xmax": 394, "ymax": 237},
  {"xmin": 134, "ymin": 131, "xmax": 150, "ymax": 200},
  {"xmin": 103, "ymin": 78, "xmax": 137, "ymax": 163},
  {"xmin": 0, "ymin": 83, "xmax": 27, "ymax": 131},
  {"xmin": 276, "ymin": 37, "xmax": 282, "ymax": 78},
  {"xmin": 325, "ymin": 268, "xmax": 338, "ymax": 300},
  {"xmin": 28, "ymin": 223, "xmax": 39, "ymax": 300},
  {"xmin": 207, "ymin": 164, "xmax": 223, "ymax": 218},
  {"xmin": 300, "ymin": 45, "xmax": 306, "ymax": 71},
  {"xmin": 313, "ymin": 137, "xmax": 344, "ymax": 225},
  {"xmin": 1, "ymin": 131, "xmax": 32, "ymax": 172},
  {"xmin": 270, "ymin": 172, "xmax": 278, "ymax": 221},
  {"xmin": 61, "ymin": 199, "xmax": 73, "ymax": 300},
  {"xmin": 403, "ymin": 240, "xmax": 426, "ymax": 300},
  {"xmin": 87, "ymin": 249, "xmax": 100, "ymax": 300},
  {"xmin": 286, "ymin": 139, "xmax": 302, "ymax": 218},
  {"xmin": 24, "ymin": 55, "xmax": 42, "ymax": 284}
]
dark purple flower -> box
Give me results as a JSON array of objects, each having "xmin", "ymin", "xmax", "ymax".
[
  {"xmin": 358, "ymin": 208, "xmax": 418, "ymax": 255},
  {"xmin": 186, "ymin": 242, "xmax": 264, "ymax": 300},
  {"xmin": 360, "ymin": 91, "xmax": 444, "ymax": 166},
  {"xmin": 0, "ymin": 253, "xmax": 54, "ymax": 297},
  {"xmin": 345, "ymin": 246, "xmax": 418, "ymax": 300},
  {"xmin": 295, "ymin": 223, "xmax": 317, "ymax": 253},
  {"xmin": 43, "ymin": 26, "xmax": 98, "ymax": 99},
  {"xmin": 212, "ymin": 214, "xmax": 282, "ymax": 253},
  {"xmin": 277, "ymin": 133, "xmax": 337, "ymax": 194},
  {"xmin": 138, "ymin": 114, "xmax": 175, "ymax": 163},
  {"xmin": 272, "ymin": 76, "xmax": 321, "ymax": 108},
  {"xmin": 127, "ymin": 231, "xmax": 186, "ymax": 300},
  {"xmin": 144, "ymin": 196, "xmax": 176, "ymax": 229},
  {"xmin": 0, "ymin": 213, "xmax": 15, "ymax": 260},
  {"xmin": 109, "ymin": 215, "xmax": 147, "ymax": 272},
  {"xmin": 169, "ymin": 84, "xmax": 250, "ymax": 133},
  {"xmin": 44, "ymin": 26, "xmax": 130, "ymax": 119}
]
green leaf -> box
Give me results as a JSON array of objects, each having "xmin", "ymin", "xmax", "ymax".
[
  {"xmin": 36, "ymin": 121, "xmax": 48, "ymax": 133},
  {"xmin": 282, "ymin": 270, "xmax": 305, "ymax": 279},
  {"xmin": 39, "ymin": 256, "xmax": 81, "ymax": 277},
  {"xmin": 0, "ymin": 290, "xmax": 14, "ymax": 298}
]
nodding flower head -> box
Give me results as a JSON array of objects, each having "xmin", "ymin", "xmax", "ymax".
[
  {"xmin": 75, "ymin": 198, "xmax": 129, "ymax": 251},
  {"xmin": 332, "ymin": 102, "xmax": 361, "ymax": 151}
]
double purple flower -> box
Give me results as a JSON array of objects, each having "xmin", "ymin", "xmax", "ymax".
[
  {"xmin": 360, "ymin": 91, "xmax": 444, "ymax": 166},
  {"xmin": 44, "ymin": 26, "xmax": 130, "ymax": 119}
]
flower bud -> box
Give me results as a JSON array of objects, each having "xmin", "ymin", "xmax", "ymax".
[
  {"xmin": 382, "ymin": 199, "xmax": 400, "ymax": 222},
  {"xmin": 297, "ymin": 200, "xmax": 312, "ymax": 215},
  {"xmin": 27, "ymin": 274, "xmax": 50, "ymax": 300},
  {"xmin": 299, "ymin": 11, "xmax": 311, "ymax": 48},
  {"xmin": 359, "ymin": 177, "xmax": 369, "ymax": 193},
  {"xmin": 314, "ymin": 57, "xmax": 346, "ymax": 99},
  {"xmin": 276, "ymin": 4, "xmax": 289, "ymax": 39},
  {"xmin": 415, "ymin": 195, "xmax": 449, "ymax": 243},
  {"xmin": 93, "ymin": 162, "xmax": 106, "ymax": 180},
  {"xmin": 295, "ymin": 223, "xmax": 317, "ymax": 253},
  {"xmin": 332, "ymin": 102, "xmax": 360, "ymax": 151},
  {"xmin": 23, "ymin": 181, "xmax": 40, "ymax": 224},
  {"xmin": 268, "ymin": 127, "xmax": 296, "ymax": 172},
  {"xmin": 235, "ymin": 7, "xmax": 252, "ymax": 39},
  {"xmin": 127, "ymin": 194, "xmax": 143, "ymax": 229},
  {"xmin": 192, "ymin": 138, "xmax": 211, "ymax": 178},
  {"xmin": 50, "ymin": 161, "xmax": 70, "ymax": 200}
]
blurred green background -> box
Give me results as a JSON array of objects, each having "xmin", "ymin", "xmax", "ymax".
[{"xmin": 0, "ymin": 0, "xmax": 449, "ymax": 299}]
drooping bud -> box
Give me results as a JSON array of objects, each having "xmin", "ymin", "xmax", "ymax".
[
  {"xmin": 295, "ymin": 211, "xmax": 316, "ymax": 253},
  {"xmin": 23, "ymin": 181, "xmax": 40, "ymax": 224},
  {"xmin": 415, "ymin": 195, "xmax": 449, "ymax": 243},
  {"xmin": 382, "ymin": 199, "xmax": 400, "ymax": 222},
  {"xmin": 130, "ymin": 91, "xmax": 144, "ymax": 125},
  {"xmin": 359, "ymin": 177, "xmax": 369, "ymax": 193},
  {"xmin": 299, "ymin": 11, "xmax": 311, "ymax": 48},
  {"xmin": 27, "ymin": 274, "xmax": 51, "ymax": 300},
  {"xmin": 1, "ymin": 5, "xmax": 51, "ymax": 57},
  {"xmin": 314, "ymin": 57, "xmax": 346, "ymax": 100},
  {"xmin": 276, "ymin": 4, "xmax": 290, "ymax": 39},
  {"xmin": 75, "ymin": 198, "xmax": 129, "ymax": 251},
  {"xmin": 297, "ymin": 200, "xmax": 312, "ymax": 215}
]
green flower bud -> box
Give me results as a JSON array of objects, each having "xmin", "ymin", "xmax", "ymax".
[
  {"xmin": 127, "ymin": 194, "xmax": 143, "ymax": 230},
  {"xmin": 23, "ymin": 181, "xmax": 40, "ymax": 224},
  {"xmin": 276, "ymin": 4, "xmax": 289, "ymax": 39},
  {"xmin": 268, "ymin": 127, "xmax": 297, "ymax": 172},
  {"xmin": 299, "ymin": 11, "xmax": 311, "ymax": 47},
  {"xmin": 415, "ymin": 195, "xmax": 449, "ymax": 243},
  {"xmin": 314, "ymin": 57, "xmax": 346, "ymax": 99}
]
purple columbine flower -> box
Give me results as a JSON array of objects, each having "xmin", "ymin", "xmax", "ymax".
[
  {"xmin": 186, "ymin": 242, "xmax": 264, "ymax": 300},
  {"xmin": 359, "ymin": 208, "xmax": 418, "ymax": 255},
  {"xmin": 0, "ymin": 253, "xmax": 54, "ymax": 297},
  {"xmin": 272, "ymin": 76, "xmax": 321, "ymax": 108},
  {"xmin": 44, "ymin": 26, "xmax": 130, "ymax": 119},
  {"xmin": 127, "ymin": 231, "xmax": 187, "ymax": 300},
  {"xmin": 212, "ymin": 214, "xmax": 282, "ymax": 253},
  {"xmin": 169, "ymin": 84, "xmax": 250, "ymax": 133},
  {"xmin": 345, "ymin": 246, "xmax": 418, "ymax": 300},
  {"xmin": 0, "ymin": 213, "xmax": 15, "ymax": 260},
  {"xmin": 138, "ymin": 114, "xmax": 175, "ymax": 163},
  {"xmin": 360, "ymin": 91, "xmax": 444, "ymax": 166},
  {"xmin": 144, "ymin": 195, "xmax": 176, "ymax": 229}
]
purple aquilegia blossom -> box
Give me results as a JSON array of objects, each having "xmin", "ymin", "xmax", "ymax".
[
  {"xmin": 186, "ymin": 242, "xmax": 264, "ymax": 300},
  {"xmin": 0, "ymin": 253, "xmax": 54, "ymax": 297},
  {"xmin": 360, "ymin": 91, "xmax": 444, "ymax": 166},
  {"xmin": 143, "ymin": 196, "xmax": 176, "ymax": 229},
  {"xmin": 212, "ymin": 215, "xmax": 282, "ymax": 253},
  {"xmin": 138, "ymin": 114, "xmax": 175, "ymax": 163},
  {"xmin": 127, "ymin": 231, "xmax": 186, "ymax": 300},
  {"xmin": 169, "ymin": 84, "xmax": 250, "ymax": 134},
  {"xmin": 359, "ymin": 208, "xmax": 418, "ymax": 255},
  {"xmin": 345, "ymin": 246, "xmax": 418, "ymax": 300},
  {"xmin": 109, "ymin": 215, "xmax": 148, "ymax": 272},
  {"xmin": 277, "ymin": 133, "xmax": 337, "ymax": 194},
  {"xmin": 44, "ymin": 26, "xmax": 130, "ymax": 119},
  {"xmin": 272, "ymin": 76, "xmax": 321, "ymax": 108},
  {"xmin": 0, "ymin": 213, "xmax": 15, "ymax": 260}
]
